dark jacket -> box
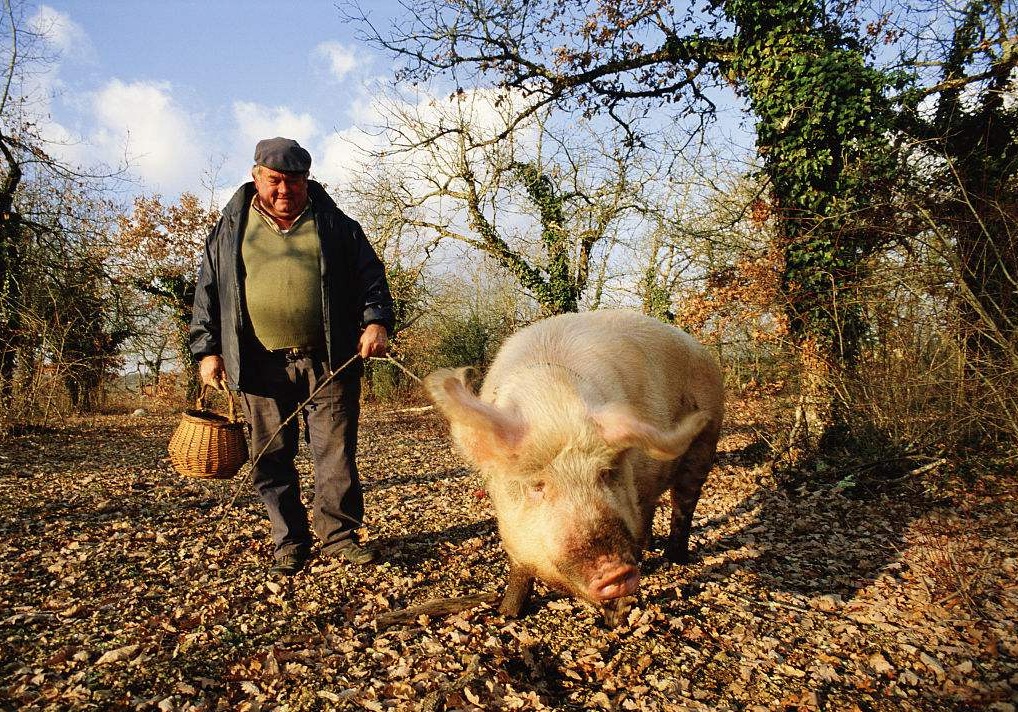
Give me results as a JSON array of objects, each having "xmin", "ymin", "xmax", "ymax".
[{"xmin": 189, "ymin": 180, "xmax": 394, "ymax": 390}]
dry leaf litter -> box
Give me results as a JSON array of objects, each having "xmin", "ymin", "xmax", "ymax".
[{"xmin": 1, "ymin": 396, "xmax": 1016, "ymax": 711}]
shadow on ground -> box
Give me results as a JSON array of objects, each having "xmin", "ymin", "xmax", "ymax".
[
  {"xmin": 648, "ymin": 462, "xmax": 946, "ymax": 600},
  {"xmin": 373, "ymin": 518, "xmax": 498, "ymax": 564}
]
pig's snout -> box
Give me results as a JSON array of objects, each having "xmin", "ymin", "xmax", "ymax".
[{"xmin": 588, "ymin": 561, "xmax": 640, "ymax": 601}]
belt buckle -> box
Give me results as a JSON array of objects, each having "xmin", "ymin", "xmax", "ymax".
[{"xmin": 278, "ymin": 346, "xmax": 305, "ymax": 361}]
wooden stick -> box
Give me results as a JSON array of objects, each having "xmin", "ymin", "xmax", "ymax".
[{"xmin": 376, "ymin": 593, "xmax": 498, "ymax": 629}]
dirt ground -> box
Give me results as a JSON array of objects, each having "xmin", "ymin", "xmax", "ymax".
[{"xmin": 0, "ymin": 395, "xmax": 1016, "ymax": 711}]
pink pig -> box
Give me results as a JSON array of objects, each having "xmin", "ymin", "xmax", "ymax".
[{"xmin": 424, "ymin": 310, "xmax": 724, "ymax": 618}]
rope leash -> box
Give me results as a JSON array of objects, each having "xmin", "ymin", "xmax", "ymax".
[{"xmin": 209, "ymin": 352, "xmax": 425, "ymax": 540}]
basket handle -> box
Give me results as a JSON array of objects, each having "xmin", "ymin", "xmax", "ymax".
[
  {"xmin": 196, "ymin": 381, "xmax": 243, "ymax": 423},
  {"xmin": 195, "ymin": 385, "xmax": 209, "ymax": 411},
  {"xmin": 224, "ymin": 381, "xmax": 240, "ymax": 423}
]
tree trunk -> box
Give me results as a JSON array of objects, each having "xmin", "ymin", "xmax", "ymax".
[
  {"xmin": 789, "ymin": 335, "xmax": 838, "ymax": 457},
  {"xmin": 0, "ymin": 143, "xmax": 22, "ymax": 410},
  {"xmin": 174, "ymin": 316, "xmax": 200, "ymax": 404},
  {"xmin": 923, "ymin": 0, "xmax": 1018, "ymax": 393}
]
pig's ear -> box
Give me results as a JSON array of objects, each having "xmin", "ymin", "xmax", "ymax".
[
  {"xmin": 423, "ymin": 367, "xmax": 527, "ymax": 467},
  {"xmin": 593, "ymin": 405, "xmax": 712, "ymax": 461}
]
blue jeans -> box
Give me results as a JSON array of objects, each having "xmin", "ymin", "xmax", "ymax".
[{"xmin": 239, "ymin": 348, "xmax": 364, "ymax": 559}]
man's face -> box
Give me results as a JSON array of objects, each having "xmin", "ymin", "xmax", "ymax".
[{"xmin": 253, "ymin": 166, "xmax": 309, "ymax": 221}]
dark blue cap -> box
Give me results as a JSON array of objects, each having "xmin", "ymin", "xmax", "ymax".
[{"xmin": 253, "ymin": 137, "xmax": 312, "ymax": 173}]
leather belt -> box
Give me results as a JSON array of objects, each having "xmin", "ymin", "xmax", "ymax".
[{"xmin": 272, "ymin": 346, "xmax": 321, "ymax": 361}]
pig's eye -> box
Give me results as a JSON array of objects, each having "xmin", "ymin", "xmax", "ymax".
[{"xmin": 526, "ymin": 480, "xmax": 546, "ymax": 499}]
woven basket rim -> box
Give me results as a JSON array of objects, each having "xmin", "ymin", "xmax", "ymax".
[{"xmin": 180, "ymin": 409, "xmax": 245, "ymax": 427}]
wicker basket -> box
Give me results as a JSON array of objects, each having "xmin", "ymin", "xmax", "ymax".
[{"xmin": 168, "ymin": 386, "xmax": 249, "ymax": 479}]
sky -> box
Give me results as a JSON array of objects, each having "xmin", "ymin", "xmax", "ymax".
[{"xmin": 18, "ymin": 1, "xmax": 410, "ymax": 202}]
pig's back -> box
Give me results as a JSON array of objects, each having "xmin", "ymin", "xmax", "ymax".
[{"xmin": 482, "ymin": 310, "xmax": 722, "ymax": 425}]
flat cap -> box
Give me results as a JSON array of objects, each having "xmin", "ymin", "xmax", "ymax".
[{"xmin": 253, "ymin": 137, "xmax": 312, "ymax": 173}]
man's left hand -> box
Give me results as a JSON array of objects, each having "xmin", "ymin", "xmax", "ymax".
[{"xmin": 358, "ymin": 323, "xmax": 389, "ymax": 359}]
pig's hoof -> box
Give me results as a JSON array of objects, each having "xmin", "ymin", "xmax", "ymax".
[{"xmin": 498, "ymin": 599, "xmax": 524, "ymax": 618}]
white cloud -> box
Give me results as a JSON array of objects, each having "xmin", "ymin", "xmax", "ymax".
[
  {"xmin": 232, "ymin": 101, "xmax": 320, "ymax": 156},
  {"xmin": 29, "ymin": 5, "xmax": 94, "ymax": 62},
  {"xmin": 35, "ymin": 118, "xmax": 92, "ymax": 168},
  {"xmin": 91, "ymin": 79, "xmax": 204, "ymax": 191},
  {"xmin": 317, "ymin": 127, "xmax": 382, "ymax": 191},
  {"xmin": 313, "ymin": 41, "xmax": 360, "ymax": 81}
]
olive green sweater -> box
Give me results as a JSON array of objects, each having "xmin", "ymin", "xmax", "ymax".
[{"xmin": 241, "ymin": 203, "xmax": 324, "ymax": 350}]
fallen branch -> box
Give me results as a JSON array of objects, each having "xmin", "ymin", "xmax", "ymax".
[
  {"xmin": 383, "ymin": 405, "xmax": 435, "ymax": 415},
  {"xmin": 905, "ymin": 458, "xmax": 948, "ymax": 478},
  {"xmin": 376, "ymin": 593, "xmax": 498, "ymax": 629}
]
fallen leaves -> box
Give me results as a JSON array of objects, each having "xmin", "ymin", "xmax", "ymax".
[{"xmin": 0, "ymin": 401, "xmax": 1015, "ymax": 710}]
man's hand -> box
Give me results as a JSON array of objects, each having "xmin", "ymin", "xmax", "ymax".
[
  {"xmin": 199, "ymin": 355, "xmax": 227, "ymax": 389},
  {"xmin": 358, "ymin": 323, "xmax": 389, "ymax": 359}
]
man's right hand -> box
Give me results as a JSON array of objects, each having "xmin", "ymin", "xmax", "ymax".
[{"xmin": 198, "ymin": 355, "xmax": 227, "ymax": 390}]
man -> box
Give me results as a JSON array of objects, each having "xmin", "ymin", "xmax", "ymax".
[{"xmin": 190, "ymin": 137, "xmax": 394, "ymax": 577}]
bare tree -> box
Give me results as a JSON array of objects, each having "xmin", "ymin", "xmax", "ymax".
[
  {"xmin": 892, "ymin": 0, "xmax": 1017, "ymax": 368},
  {"xmin": 0, "ymin": 0, "xmax": 127, "ymax": 422},
  {"xmin": 347, "ymin": 87, "xmax": 652, "ymax": 316}
]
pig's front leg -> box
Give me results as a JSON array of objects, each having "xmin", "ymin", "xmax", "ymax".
[
  {"xmin": 667, "ymin": 476, "xmax": 705, "ymax": 563},
  {"xmin": 666, "ymin": 504, "xmax": 694, "ymax": 563},
  {"xmin": 498, "ymin": 561, "xmax": 534, "ymax": 617},
  {"xmin": 665, "ymin": 426, "xmax": 718, "ymax": 563}
]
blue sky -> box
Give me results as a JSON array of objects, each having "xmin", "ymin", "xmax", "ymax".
[{"xmin": 21, "ymin": 1, "xmax": 409, "ymax": 199}]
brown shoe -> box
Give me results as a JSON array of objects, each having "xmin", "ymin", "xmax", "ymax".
[{"xmin": 331, "ymin": 541, "xmax": 376, "ymax": 565}]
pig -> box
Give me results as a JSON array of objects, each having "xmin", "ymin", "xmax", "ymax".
[{"xmin": 424, "ymin": 309, "xmax": 724, "ymax": 620}]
